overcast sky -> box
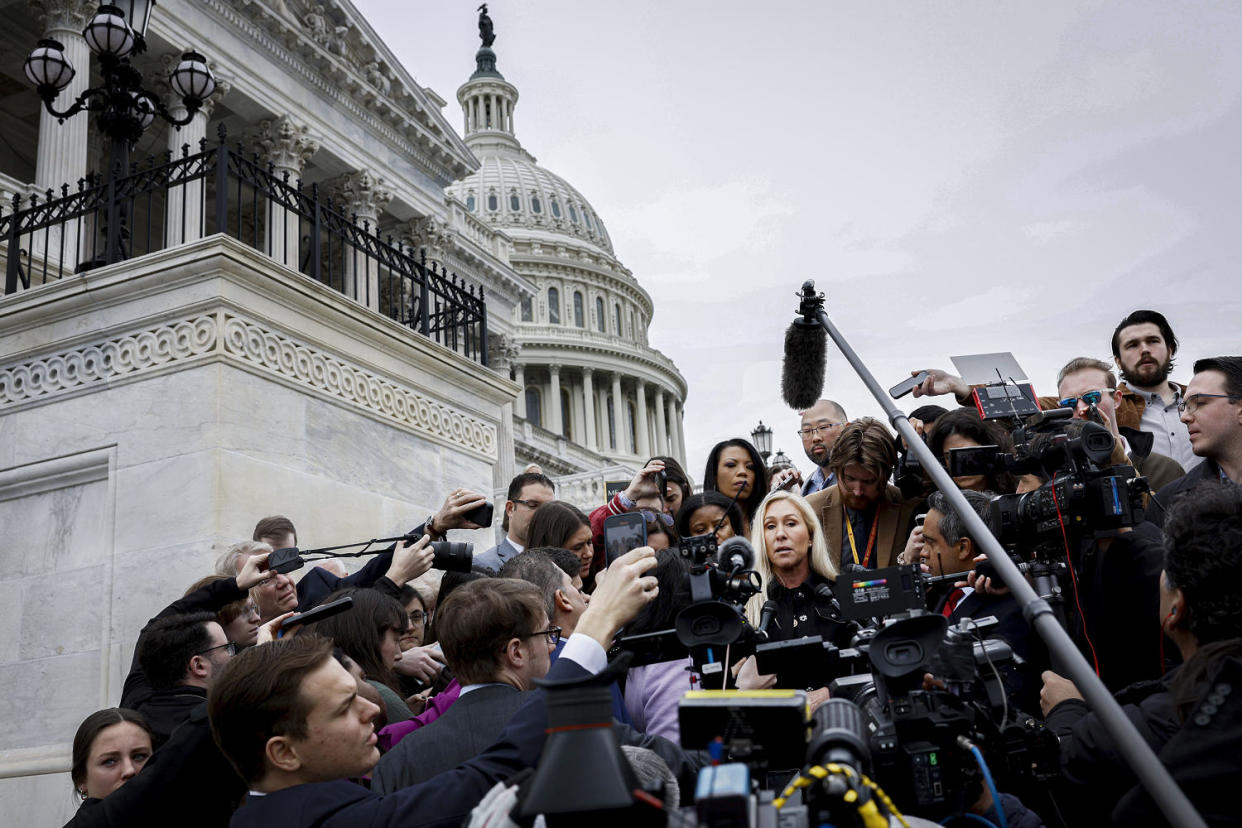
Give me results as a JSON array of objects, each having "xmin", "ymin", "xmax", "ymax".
[{"xmin": 354, "ymin": 0, "xmax": 1241, "ymax": 483}]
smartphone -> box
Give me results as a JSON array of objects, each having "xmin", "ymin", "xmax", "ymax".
[
  {"xmin": 603, "ymin": 512, "xmax": 647, "ymax": 566},
  {"xmin": 462, "ymin": 500, "xmax": 494, "ymax": 528},
  {"xmin": 890, "ymin": 371, "xmax": 930, "ymax": 399},
  {"xmin": 278, "ymin": 595, "xmax": 354, "ymax": 637}
]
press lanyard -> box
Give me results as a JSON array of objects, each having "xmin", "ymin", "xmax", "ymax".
[{"xmin": 843, "ymin": 506, "xmax": 879, "ymax": 568}]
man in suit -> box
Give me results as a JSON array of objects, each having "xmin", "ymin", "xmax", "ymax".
[
  {"xmin": 372, "ymin": 569, "xmax": 699, "ymax": 793},
  {"xmin": 806, "ymin": 418, "xmax": 919, "ymax": 570},
  {"xmin": 474, "ymin": 472, "xmax": 557, "ymax": 572},
  {"xmin": 210, "ymin": 547, "xmax": 660, "ymax": 828}
]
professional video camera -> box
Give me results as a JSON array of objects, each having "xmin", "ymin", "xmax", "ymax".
[{"xmin": 949, "ymin": 411, "xmax": 1148, "ymax": 560}]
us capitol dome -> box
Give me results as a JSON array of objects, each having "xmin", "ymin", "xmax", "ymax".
[{"xmin": 447, "ymin": 26, "xmax": 688, "ymax": 488}]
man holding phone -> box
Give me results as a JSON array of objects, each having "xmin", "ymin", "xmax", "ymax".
[{"xmin": 475, "ymin": 472, "xmax": 556, "ymax": 572}]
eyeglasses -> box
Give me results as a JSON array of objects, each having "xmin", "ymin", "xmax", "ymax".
[
  {"xmin": 639, "ymin": 510, "xmax": 674, "ymax": 526},
  {"xmin": 521, "ymin": 625, "xmax": 562, "ymax": 646},
  {"xmin": 511, "ymin": 498, "xmax": 544, "ymax": 510},
  {"xmin": 407, "ymin": 610, "xmax": 426, "ymax": 624},
  {"xmin": 1058, "ymin": 390, "xmax": 1103, "ymax": 409},
  {"xmin": 1178, "ymin": 394, "xmax": 1240, "ymax": 415},
  {"xmin": 197, "ymin": 641, "xmax": 237, "ymax": 657},
  {"xmin": 797, "ymin": 422, "xmax": 845, "ymax": 438}
]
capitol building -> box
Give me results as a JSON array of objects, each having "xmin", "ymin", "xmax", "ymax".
[
  {"xmin": 0, "ymin": 0, "xmax": 684, "ymax": 819},
  {"xmin": 450, "ymin": 33, "xmax": 688, "ymax": 495}
]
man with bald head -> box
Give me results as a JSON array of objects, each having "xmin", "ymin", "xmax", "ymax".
[{"xmin": 798, "ymin": 399, "xmax": 848, "ymax": 496}]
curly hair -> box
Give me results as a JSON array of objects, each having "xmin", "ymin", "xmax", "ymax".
[{"xmin": 1163, "ymin": 482, "xmax": 1242, "ymax": 645}]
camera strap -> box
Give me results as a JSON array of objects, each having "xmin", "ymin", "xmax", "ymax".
[{"xmin": 843, "ymin": 505, "xmax": 878, "ymax": 568}]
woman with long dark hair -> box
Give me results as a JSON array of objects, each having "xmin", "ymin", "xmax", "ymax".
[
  {"xmin": 703, "ymin": 438, "xmax": 769, "ymax": 523},
  {"xmin": 526, "ymin": 501, "xmax": 594, "ymax": 581},
  {"xmin": 307, "ymin": 587, "xmax": 413, "ymax": 723}
]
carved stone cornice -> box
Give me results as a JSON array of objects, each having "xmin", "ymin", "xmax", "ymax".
[
  {"xmin": 330, "ymin": 170, "xmax": 393, "ymax": 220},
  {"xmin": 254, "ymin": 115, "xmax": 321, "ymax": 173},
  {"xmin": 28, "ymin": 0, "xmax": 96, "ymax": 33},
  {"xmin": 198, "ymin": 0, "xmax": 474, "ymax": 186}
]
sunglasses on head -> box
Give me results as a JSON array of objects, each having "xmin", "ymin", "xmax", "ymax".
[{"xmin": 1058, "ymin": 390, "xmax": 1103, "ymax": 409}]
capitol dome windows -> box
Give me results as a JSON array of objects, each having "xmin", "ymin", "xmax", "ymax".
[
  {"xmin": 583, "ymin": 211, "xmax": 594, "ymax": 231},
  {"xmin": 466, "ymin": 194, "xmax": 476, "ymax": 212},
  {"xmin": 531, "ymin": 195, "xmax": 543, "ymax": 214},
  {"xmin": 573, "ymin": 291, "xmax": 585, "ymax": 327},
  {"xmin": 547, "ymin": 286, "xmax": 560, "ymax": 324},
  {"xmin": 595, "ymin": 297, "xmax": 605, "ymax": 332},
  {"xmin": 509, "ymin": 192, "xmax": 520, "ymax": 211},
  {"xmin": 550, "ymin": 198, "xmax": 562, "ymax": 218},
  {"xmin": 561, "ymin": 388, "xmax": 573, "ymax": 438},
  {"xmin": 569, "ymin": 204, "xmax": 579, "ymax": 223},
  {"xmin": 520, "ymin": 296, "xmax": 533, "ymax": 322},
  {"xmin": 487, "ymin": 192, "xmax": 499, "ymax": 212},
  {"xmin": 614, "ymin": 303, "xmax": 622, "ymax": 335}
]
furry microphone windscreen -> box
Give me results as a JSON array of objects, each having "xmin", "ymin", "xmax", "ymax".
[{"xmin": 781, "ymin": 320, "xmax": 827, "ymax": 411}]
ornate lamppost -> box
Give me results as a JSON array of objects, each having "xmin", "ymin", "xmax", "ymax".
[
  {"xmin": 23, "ymin": 2, "xmax": 217, "ymax": 264},
  {"xmin": 751, "ymin": 420, "xmax": 773, "ymax": 461}
]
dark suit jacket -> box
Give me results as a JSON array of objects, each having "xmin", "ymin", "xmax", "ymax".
[
  {"xmin": 230, "ymin": 655, "xmax": 587, "ymax": 828},
  {"xmin": 372, "ymin": 683, "xmax": 703, "ymax": 799},
  {"xmin": 805, "ymin": 483, "xmax": 919, "ymax": 570},
  {"xmin": 1151, "ymin": 457, "xmax": 1222, "ymax": 528}
]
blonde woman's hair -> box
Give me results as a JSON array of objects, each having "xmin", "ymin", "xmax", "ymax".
[{"xmin": 744, "ymin": 490, "xmax": 836, "ymax": 627}]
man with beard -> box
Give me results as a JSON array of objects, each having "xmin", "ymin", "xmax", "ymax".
[
  {"xmin": 806, "ymin": 417, "xmax": 919, "ymax": 569},
  {"xmin": 1112, "ymin": 310, "xmax": 1199, "ymax": 470},
  {"xmin": 797, "ymin": 399, "xmax": 849, "ymax": 496}
]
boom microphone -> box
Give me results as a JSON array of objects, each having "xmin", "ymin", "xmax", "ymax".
[
  {"xmin": 781, "ymin": 281, "xmax": 828, "ymax": 410},
  {"xmin": 716, "ymin": 536, "xmax": 755, "ymax": 572}
]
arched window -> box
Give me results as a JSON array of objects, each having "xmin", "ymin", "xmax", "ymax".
[
  {"xmin": 614, "ymin": 303, "xmax": 623, "ymax": 336},
  {"xmin": 466, "ymin": 195, "xmax": 476, "ymax": 212},
  {"xmin": 595, "ymin": 297, "xmax": 605, "ymax": 332},
  {"xmin": 561, "ymin": 388, "xmax": 572, "ymax": 438},
  {"xmin": 573, "ymin": 291, "xmax": 584, "ymax": 327},
  {"xmin": 547, "ymin": 287, "xmax": 560, "ymax": 324},
  {"xmin": 525, "ymin": 387, "xmax": 542, "ymax": 428},
  {"xmin": 531, "ymin": 195, "xmax": 542, "ymax": 214},
  {"xmin": 551, "ymin": 199, "xmax": 562, "ymax": 218},
  {"xmin": 520, "ymin": 296, "xmax": 532, "ymax": 322},
  {"xmin": 509, "ymin": 192, "xmax": 520, "ymax": 211},
  {"xmin": 606, "ymin": 394, "xmax": 617, "ymax": 449},
  {"xmin": 569, "ymin": 204, "xmax": 579, "ymax": 223},
  {"xmin": 487, "ymin": 193, "xmax": 498, "ymax": 211},
  {"xmin": 630, "ymin": 310, "xmax": 636, "ymax": 339},
  {"xmin": 627, "ymin": 401, "xmax": 638, "ymax": 454},
  {"xmin": 583, "ymin": 211, "xmax": 593, "ymax": 230}
]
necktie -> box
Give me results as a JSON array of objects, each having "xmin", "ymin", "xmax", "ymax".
[{"xmin": 942, "ymin": 588, "xmax": 965, "ymax": 618}]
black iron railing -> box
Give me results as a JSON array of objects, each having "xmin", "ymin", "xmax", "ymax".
[{"xmin": 0, "ymin": 126, "xmax": 488, "ymax": 365}]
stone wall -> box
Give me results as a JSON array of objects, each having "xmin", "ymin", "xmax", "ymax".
[{"xmin": 0, "ymin": 235, "xmax": 516, "ymax": 821}]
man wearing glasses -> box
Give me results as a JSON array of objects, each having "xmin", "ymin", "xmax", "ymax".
[
  {"xmin": 475, "ymin": 471, "xmax": 556, "ymax": 572},
  {"xmin": 1054, "ymin": 357, "xmax": 1185, "ymax": 491},
  {"xmin": 796, "ymin": 399, "xmax": 849, "ymax": 496},
  {"xmin": 134, "ymin": 612, "xmax": 236, "ymax": 747},
  {"xmin": 1151, "ymin": 356, "xmax": 1242, "ymax": 527}
]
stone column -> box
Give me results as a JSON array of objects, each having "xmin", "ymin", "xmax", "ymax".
[
  {"xmin": 610, "ymin": 373, "xmax": 623, "ymax": 452},
  {"xmin": 675, "ymin": 401, "xmax": 687, "ymax": 465},
  {"xmin": 30, "ymin": 0, "xmax": 95, "ymax": 278},
  {"xmin": 31, "ymin": 0, "xmax": 94, "ymax": 191},
  {"xmin": 513, "ymin": 364, "xmax": 526, "ymax": 419},
  {"xmin": 487, "ymin": 334, "xmax": 520, "ymax": 494},
  {"xmin": 581, "ymin": 368, "xmax": 597, "ymax": 451},
  {"xmin": 331, "ymin": 170, "xmax": 393, "ymax": 311},
  {"xmin": 549, "ymin": 364, "xmax": 562, "ymax": 437},
  {"xmin": 654, "ymin": 388, "xmax": 668, "ymax": 457},
  {"xmin": 255, "ymin": 116, "xmax": 319, "ymax": 268},
  {"xmin": 635, "ymin": 381, "xmax": 650, "ymax": 458},
  {"xmin": 164, "ymin": 61, "xmax": 229, "ymax": 247}
]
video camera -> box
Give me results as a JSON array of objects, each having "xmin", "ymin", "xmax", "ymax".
[{"xmin": 949, "ymin": 411, "xmax": 1148, "ymax": 559}]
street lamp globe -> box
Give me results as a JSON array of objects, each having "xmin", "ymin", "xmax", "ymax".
[
  {"xmin": 24, "ymin": 39, "xmax": 76, "ymax": 93},
  {"xmin": 751, "ymin": 421, "xmax": 773, "ymax": 460},
  {"xmin": 83, "ymin": 5, "xmax": 136, "ymax": 59},
  {"xmin": 169, "ymin": 52, "xmax": 217, "ymax": 107}
]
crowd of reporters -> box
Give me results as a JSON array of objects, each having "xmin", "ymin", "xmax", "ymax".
[{"xmin": 64, "ymin": 308, "xmax": 1241, "ymax": 827}]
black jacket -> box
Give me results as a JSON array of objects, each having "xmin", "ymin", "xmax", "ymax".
[
  {"xmin": 765, "ymin": 570, "xmax": 853, "ymax": 648},
  {"xmin": 1150, "ymin": 458, "xmax": 1226, "ymax": 528},
  {"xmin": 63, "ymin": 703, "xmax": 244, "ymax": 828},
  {"xmin": 1112, "ymin": 655, "xmax": 1242, "ymax": 827},
  {"xmin": 1119, "ymin": 426, "xmax": 1186, "ymax": 492},
  {"xmin": 371, "ymin": 683, "xmax": 703, "ymax": 801},
  {"xmin": 137, "ymin": 685, "xmax": 208, "ymax": 749}
]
